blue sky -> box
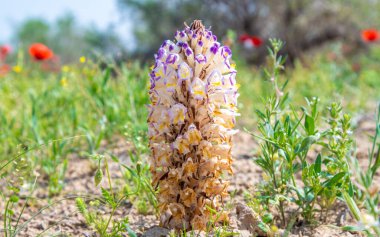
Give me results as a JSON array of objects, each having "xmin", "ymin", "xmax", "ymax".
[{"xmin": 0, "ymin": 0, "xmax": 132, "ymax": 45}]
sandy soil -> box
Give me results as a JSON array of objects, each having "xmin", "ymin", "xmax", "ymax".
[{"xmin": 0, "ymin": 114, "xmax": 378, "ymax": 237}]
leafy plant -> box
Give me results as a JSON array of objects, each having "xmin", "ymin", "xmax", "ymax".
[
  {"xmin": 249, "ymin": 39, "xmax": 355, "ymax": 230},
  {"xmin": 76, "ymin": 126, "xmax": 156, "ymax": 236},
  {"xmin": 76, "ymin": 154, "xmax": 136, "ymax": 237},
  {"xmin": 121, "ymin": 125, "xmax": 157, "ymax": 213},
  {"xmin": 2, "ymin": 155, "xmax": 35, "ymax": 237}
]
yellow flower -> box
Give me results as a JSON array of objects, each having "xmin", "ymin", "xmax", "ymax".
[
  {"xmin": 13, "ymin": 65, "xmax": 22, "ymax": 73},
  {"xmin": 60, "ymin": 77, "xmax": 68, "ymax": 87},
  {"xmin": 79, "ymin": 56, "xmax": 86, "ymax": 63},
  {"xmin": 62, "ymin": 65, "xmax": 70, "ymax": 73},
  {"xmin": 271, "ymin": 225, "xmax": 279, "ymax": 232}
]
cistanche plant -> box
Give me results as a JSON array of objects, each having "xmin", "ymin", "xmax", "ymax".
[{"xmin": 148, "ymin": 20, "xmax": 239, "ymax": 230}]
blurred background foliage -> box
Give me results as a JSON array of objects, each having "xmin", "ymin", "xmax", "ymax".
[
  {"xmin": 11, "ymin": 13, "xmax": 125, "ymax": 63},
  {"xmin": 119, "ymin": 0, "xmax": 372, "ymax": 62},
  {"xmin": 1, "ymin": 0, "xmax": 379, "ymax": 125},
  {"xmin": 2, "ymin": 0, "xmax": 379, "ymax": 64}
]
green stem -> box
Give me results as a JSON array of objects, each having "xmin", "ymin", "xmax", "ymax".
[
  {"xmin": 102, "ymin": 207, "xmax": 117, "ymax": 236},
  {"xmin": 279, "ymin": 201, "xmax": 286, "ymax": 227},
  {"xmin": 105, "ymin": 159, "xmax": 113, "ymax": 195},
  {"xmin": 4, "ymin": 199, "xmax": 10, "ymax": 237},
  {"xmin": 102, "ymin": 195, "xmax": 128, "ymax": 236},
  {"xmin": 14, "ymin": 177, "xmax": 37, "ymax": 233},
  {"xmin": 272, "ymin": 158, "xmax": 286, "ymax": 227}
]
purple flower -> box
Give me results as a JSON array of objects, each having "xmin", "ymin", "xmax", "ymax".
[
  {"xmin": 221, "ymin": 46, "xmax": 232, "ymax": 58},
  {"xmin": 195, "ymin": 54, "xmax": 207, "ymax": 64},
  {"xmin": 155, "ymin": 48, "xmax": 166, "ymax": 60},
  {"xmin": 185, "ymin": 48, "xmax": 193, "ymax": 56},
  {"xmin": 166, "ymin": 54, "xmax": 178, "ymax": 65},
  {"xmin": 161, "ymin": 40, "xmax": 169, "ymax": 48},
  {"xmin": 210, "ymin": 43, "xmax": 220, "ymax": 54}
]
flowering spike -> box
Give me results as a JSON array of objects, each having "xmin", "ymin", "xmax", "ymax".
[{"xmin": 148, "ymin": 20, "xmax": 239, "ymax": 230}]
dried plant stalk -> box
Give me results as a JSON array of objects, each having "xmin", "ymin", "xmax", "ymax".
[{"xmin": 148, "ymin": 20, "xmax": 239, "ymax": 230}]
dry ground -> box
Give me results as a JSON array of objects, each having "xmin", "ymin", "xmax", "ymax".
[{"xmin": 0, "ymin": 114, "xmax": 378, "ymax": 237}]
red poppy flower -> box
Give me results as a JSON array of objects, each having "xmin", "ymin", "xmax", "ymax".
[
  {"xmin": 0, "ymin": 64, "xmax": 10, "ymax": 76},
  {"xmin": 361, "ymin": 29, "xmax": 379, "ymax": 42},
  {"xmin": 251, "ymin": 36, "xmax": 263, "ymax": 47},
  {"xmin": 29, "ymin": 43, "xmax": 54, "ymax": 61},
  {"xmin": 239, "ymin": 34, "xmax": 263, "ymax": 48},
  {"xmin": 0, "ymin": 45, "xmax": 11, "ymax": 61},
  {"xmin": 239, "ymin": 34, "xmax": 251, "ymax": 42}
]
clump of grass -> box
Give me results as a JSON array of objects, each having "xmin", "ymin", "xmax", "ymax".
[
  {"xmin": 1, "ymin": 60, "xmax": 149, "ymax": 194},
  {"xmin": 1, "ymin": 60, "xmax": 150, "ymax": 235}
]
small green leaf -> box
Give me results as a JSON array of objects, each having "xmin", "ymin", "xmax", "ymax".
[
  {"xmin": 314, "ymin": 154, "xmax": 322, "ymax": 174},
  {"xmin": 322, "ymin": 172, "xmax": 346, "ymax": 188},
  {"xmin": 258, "ymin": 222, "xmax": 270, "ymax": 233},
  {"xmin": 341, "ymin": 225, "xmax": 365, "ymax": 232},
  {"xmin": 122, "ymin": 164, "xmax": 138, "ymax": 177},
  {"xmin": 102, "ymin": 67, "xmax": 111, "ymax": 88},
  {"xmin": 306, "ymin": 192, "xmax": 314, "ymax": 202},
  {"xmin": 305, "ymin": 114, "xmax": 315, "ymax": 135},
  {"xmin": 126, "ymin": 225, "xmax": 138, "ymax": 237},
  {"xmin": 293, "ymin": 187, "xmax": 305, "ymax": 199},
  {"xmin": 348, "ymin": 181, "xmax": 354, "ymax": 197},
  {"xmin": 136, "ymin": 162, "xmax": 142, "ymax": 176},
  {"xmin": 343, "ymin": 191, "xmax": 361, "ymax": 221},
  {"xmin": 296, "ymin": 136, "xmax": 318, "ymax": 154},
  {"xmin": 110, "ymin": 154, "xmax": 119, "ymax": 163},
  {"xmin": 255, "ymin": 109, "xmax": 266, "ymax": 120},
  {"xmin": 10, "ymin": 195, "xmax": 19, "ymax": 203},
  {"xmin": 101, "ymin": 187, "xmax": 116, "ymax": 208},
  {"xmin": 262, "ymin": 213, "xmax": 273, "ymax": 224}
]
